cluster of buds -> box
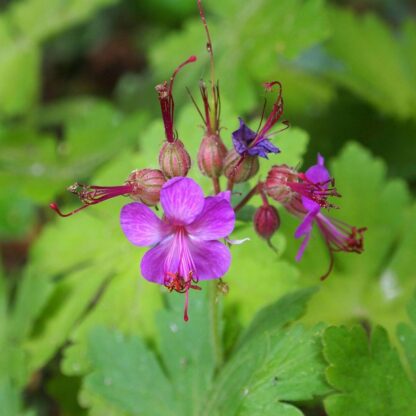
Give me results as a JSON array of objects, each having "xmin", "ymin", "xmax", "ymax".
[{"xmin": 49, "ymin": 0, "xmax": 367, "ymax": 319}]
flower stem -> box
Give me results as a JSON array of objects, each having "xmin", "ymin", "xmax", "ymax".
[
  {"xmin": 209, "ymin": 281, "xmax": 223, "ymax": 369},
  {"xmin": 233, "ymin": 183, "xmax": 261, "ymax": 212},
  {"xmin": 227, "ymin": 177, "xmax": 234, "ymax": 192},
  {"xmin": 212, "ymin": 177, "xmax": 221, "ymax": 194}
]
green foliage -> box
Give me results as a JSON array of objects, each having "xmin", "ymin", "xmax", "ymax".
[
  {"xmin": 1, "ymin": 0, "xmax": 416, "ymax": 413},
  {"xmin": 397, "ymin": 292, "xmax": 416, "ymax": 378},
  {"xmin": 149, "ymin": 0, "xmax": 331, "ymax": 113},
  {"xmin": 0, "ymin": 0, "xmax": 117, "ymax": 116},
  {"xmin": 83, "ymin": 287, "xmax": 329, "ymax": 416},
  {"xmin": 323, "ymin": 325, "xmax": 416, "ymax": 415},
  {"xmin": 325, "ymin": 8, "xmax": 416, "ymax": 119}
]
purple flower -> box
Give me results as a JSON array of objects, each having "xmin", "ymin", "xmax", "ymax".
[
  {"xmin": 231, "ymin": 81, "xmax": 288, "ymax": 159},
  {"xmin": 232, "ymin": 117, "xmax": 280, "ymax": 159},
  {"xmin": 120, "ymin": 177, "xmax": 235, "ymax": 321},
  {"xmin": 283, "ymin": 154, "xmax": 366, "ymax": 280}
]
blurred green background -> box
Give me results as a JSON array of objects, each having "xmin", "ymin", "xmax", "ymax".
[{"xmin": 1, "ymin": 0, "xmax": 416, "ymax": 414}]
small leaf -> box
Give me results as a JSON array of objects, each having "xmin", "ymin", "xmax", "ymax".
[
  {"xmin": 323, "ymin": 325, "xmax": 416, "ymax": 416},
  {"xmin": 85, "ymin": 327, "xmax": 179, "ymax": 416}
]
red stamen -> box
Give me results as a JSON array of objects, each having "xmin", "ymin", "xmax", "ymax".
[
  {"xmin": 163, "ymin": 271, "xmax": 202, "ymax": 322},
  {"xmin": 248, "ymin": 81, "xmax": 288, "ymax": 149},
  {"xmin": 288, "ymin": 174, "xmax": 341, "ymax": 209},
  {"xmin": 156, "ymin": 56, "xmax": 197, "ymax": 142},
  {"xmin": 50, "ymin": 183, "xmax": 133, "ymax": 217}
]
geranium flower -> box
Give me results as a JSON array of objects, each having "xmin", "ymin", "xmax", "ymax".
[
  {"xmin": 231, "ymin": 81, "xmax": 288, "ymax": 159},
  {"xmin": 120, "ymin": 177, "xmax": 235, "ymax": 321},
  {"xmin": 283, "ymin": 154, "xmax": 366, "ymax": 280}
]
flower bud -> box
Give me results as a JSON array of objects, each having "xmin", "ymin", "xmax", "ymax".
[
  {"xmin": 223, "ymin": 149, "xmax": 259, "ymax": 183},
  {"xmin": 159, "ymin": 139, "xmax": 191, "ymax": 179},
  {"xmin": 197, "ymin": 134, "xmax": 227, "ymax": 178},
  {"xmin": 254, "ymin": 204, "xmax": 280, "ymax": 241},
  {"xmin": 127, "ymin": 169, "xmax": 166, "ymax": 206},
  {"xmin": 265, "ymin": 165, "xmax": 297, "ymax": 204}
]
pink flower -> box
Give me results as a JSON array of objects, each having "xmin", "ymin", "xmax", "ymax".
[
  {"xmin": 283, "ymin": 154, "xmax": 366, "ymax": 280},
  {"xmin": 120, "ymin": 177, "xmax": 235, "ymax": 321}
]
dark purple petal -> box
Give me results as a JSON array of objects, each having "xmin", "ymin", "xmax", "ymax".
[
  {"xmin": 187, "ymin": 194, "xmax": 235, "ymax": 240},
  {"xmin": 189, "ymin": 239, "xmax": 231, "ymax": 280},
  {"xmin": 160, "ymin": 177, "xmax": 205, "ymax": 225},
  {"xmin": 140, "ymin": 235, "xmax": 176, "ymax": 284},
  {"xmin": 247, "ymin": 138, "xmax": 280, "ymax": 159},
  {"xmin": 120, "ymin": 202, "xmax": 171, "ymax": 246},
  {"xmin": 232, "ymin": 118, "xmax": 257, "ymax": 154}
]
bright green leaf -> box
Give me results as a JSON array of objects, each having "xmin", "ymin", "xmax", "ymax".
[{"xmin": 323, "ymin": 325, "xmax": 416, "ymax": 416}]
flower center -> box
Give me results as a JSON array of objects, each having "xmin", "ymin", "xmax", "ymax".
[{"xmin": 162, "ymin": 227, "xmax": 201, "ymax": 321}]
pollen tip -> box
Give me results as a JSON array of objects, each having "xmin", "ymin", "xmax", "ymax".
[{"xmin": 49, "ymin": 202, "xmax": 65, "ymax": 217}]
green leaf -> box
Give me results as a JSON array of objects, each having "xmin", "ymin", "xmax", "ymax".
[
  {"xmin": 204, "ymin": 324, "xmax": 329, "ymax": 416},
  {"xmin": 323, "ymin": 325, "xmax": 416, "ymax": 416},
  {"xmin": 0, "ymin": 377, "xmax": 35, "ymax": 416},
  {"xmin": 0, "ymin": 0, "xmax": 117, "ymax": 116},
  {"xmin": 155, "ymin": 285, "xmax": 219, "ymax": 416},
  {"xmin": 84, "ymin": 327, "xmax": 179, "ymax": 416},
  {"xmin": 326, "ymin": 8, "xmax": 416, "ymax": 119},
  {"xmin": 236, "ymin": 287, "xmax": 318, "ymax": 349},
  {"xmin": 397, "ymin": 291, "xmax": 416, "ymax": 378}
]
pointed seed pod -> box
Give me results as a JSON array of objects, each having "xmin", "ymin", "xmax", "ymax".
[
  {"xmin": 254, "ymin": 204, "xmax": 280, "ymax": 241},
  {"xmin": 223, "ymin": 148, "xmax": 259, "ymax": 183},
  {"xmin": 159, "ymin": 139, "xmax": 192, "ymax": 179},
  {"xmin": 197, "ymin": 133, "xmax": 227, "ymax": 178},
  {"xmin": 127, "ymin": 168, "xmax": 166, "ymax": 206}
]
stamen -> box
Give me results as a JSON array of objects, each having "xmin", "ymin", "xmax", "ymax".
[
  {"xmin": 156, "ymin": 56, "xmax": 197, "ymax": 142},
  {"xmin": 163, "ymin": 271, "xmax": 201, "ymax": 322},
  {"xmin": 50, "ymin": 183, "xmax": 133, "ymax": 217},
  {"xmin": 288, "ymin": 174, "xmax": 341, "ymax": 209},
  {"xmin": 248, "ymin": 81, "xmax": 288, "ymax": 149}
]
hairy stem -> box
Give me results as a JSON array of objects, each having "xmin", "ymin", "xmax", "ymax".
[
  {"xmin": 212, "ymin": 177, "xmax": 221, "ymax": 194},
  {"xmin": 233, "ymin": 183, "xmax": 260, "ymax": 212}
]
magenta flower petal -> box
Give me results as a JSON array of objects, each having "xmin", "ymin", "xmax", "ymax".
[
  {"xmin": 160, "ymin": 177, "xmax": 205, "ymax": 225},
  {"xmin": 120, "ymin": 202, "xmax": 171, "ymax": 246},
  {"xmin": 189, "ymin": 239, "xmax": 231, "ymax": 280},
  {"xmin": 140, "ymin": 235, "xmax": 176, "ymax": 284},
  {"xmin": 217, "ymin": 190, "xmax": 232, "ymax": 203},
  {"xmin": 295, "ymin": 231, "xmax": 311, "ymax": 261},
  {"xmin": 187, "ymin": 194, "xmax": 235, "ymax": 240},
  {"xmin": 295, "ymin": 208, "xmax": 318, "ymax": 239},
  {"xmin": 305, "ymin": 153, "xmax": 330, "ymax": 184}
]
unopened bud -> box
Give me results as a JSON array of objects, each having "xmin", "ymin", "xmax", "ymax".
[
  {"xmin": 159, "ymin": 140, "xmax": 191, "ymax": 179},
  {"xmin": 265, "ymin": 165, "xmax": 297, "ymax": 204},
  {"xmin": 254, "ymin": 204, "xmax": 280, "ymax": 241},
  {"xmin": 127, "ymin": 169, "xmax": 166, "ymax": 206},
  {"xmin": 223, "ymin": 149, "xmax": 259, "ymax": 183},
  {"xmin": 197, "ymin": 134, "xmax": 227, "ymax": 178}
]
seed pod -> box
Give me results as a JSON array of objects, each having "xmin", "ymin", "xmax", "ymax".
[
  {"xmin": 254, "ymin": 204, "xmax": 280, "ymax": 241},
  {"xmin": 159, "ymin": 139, "xmax": 191, "ymax": 179},
  {"xmin": 265, "ymin": 165, "xmax": 297, "ymax": 204},
  {"xmin": 223, "ymin": 149, "xmax": 259, "ymax": 183},
  {"xmin": 197, "ymin": 133, "xmax": 227, "ymax": 178},
  {"xmin": 127, "ymin": 169, "xmax": 166, "ymax": 206}
]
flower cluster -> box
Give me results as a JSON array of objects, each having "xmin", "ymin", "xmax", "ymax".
[{"xmin": 50, "ymin": 0, "xmax": 366, "ymax": 319}]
